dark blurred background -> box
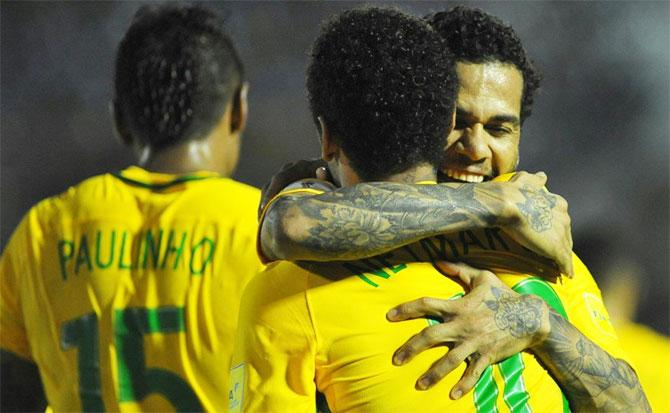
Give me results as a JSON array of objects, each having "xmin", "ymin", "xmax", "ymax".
[{"xmin": 1, "ymin": 1, "xmax": 668, "ymax": 334}]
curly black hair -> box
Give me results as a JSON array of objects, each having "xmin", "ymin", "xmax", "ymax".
[
  {"xmin": 307, "ymin": 8, "xmax": 457, "ymax": 182},
  {"xmin": 114, "ymin": 5, "xmax": 243, "ymax": 151},
  {"xmin": 427, "ymin": 6, "xmax": 541, "ymax": 123}
]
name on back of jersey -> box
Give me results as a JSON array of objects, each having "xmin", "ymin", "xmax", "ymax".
[{"xmin": 57, "ymin": 228, "xmax": 216, "ymax": 280}]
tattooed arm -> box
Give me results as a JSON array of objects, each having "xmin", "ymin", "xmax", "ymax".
[
  {"xmin": 261, "ymin": 171, "xmax": 574, "ymax": 275},
  {"xmin": 533, "ymin": 312, "xmax": 650, "ymax": 411},
  {"xmin": 387, "ymin": 262, "xmax": 650, "ymax": 412}
]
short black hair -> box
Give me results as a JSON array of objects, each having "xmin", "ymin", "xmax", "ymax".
[
  {"xmin": 307, "ymin": 8, "xmax": 457, "ymax": 182},
  {"xmin": 427, "ymin": 6, "xmax": 541, "ymax": 123},
  {"xmin": 114, "ymin": 5, "xmax": 243, "ymax": 151}
]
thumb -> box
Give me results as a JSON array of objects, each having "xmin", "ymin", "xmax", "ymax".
[{"xmin": 316, "ymin": 166, "xmax": 329, "ymax": 180}]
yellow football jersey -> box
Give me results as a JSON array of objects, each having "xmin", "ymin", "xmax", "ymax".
[
  {"xmin": 1, "ymin": 166, "xmax": 263, "ymax": 412},
  {"xmin": 236, "ymin": 179, "xmax": 631, "ymax": 412},
  {"xmin": 615, "ymin": 322, "xmax": 670, "ymax": 412},
  {"xmin": 232, "ymin": 258, "xmax": 617, "ymax": 412}
]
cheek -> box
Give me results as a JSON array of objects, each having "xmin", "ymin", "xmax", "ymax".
[{"xmin": 492, "ymin": 140, "xmax": 519, "ymax": 172}]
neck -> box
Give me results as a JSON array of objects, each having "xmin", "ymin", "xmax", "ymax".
[
  {"xmin": 137, "ymin": 138, "xmax": 225, "ymax": 176},
  {"xmin": 132, "ymin": 105, "xmax": 239, "ymax": 177},
  {"xmin": 382, "ymin": 163, "xmax": 436, "ymax": 184}
]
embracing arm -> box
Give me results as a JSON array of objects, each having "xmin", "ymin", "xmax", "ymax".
[
  {"xmin": 261, "ymin": 172, "xmax": 573, "ymax": 275},
  {"xmin": 386, "ymin": 262, "xmax": 649, "ymax": 412},
  {"xmin": 531, "ymin": 311, "xmax": 650, "ymax": 412},
  {"xmin": 262, "ymin": 181, "xmax": 502, "ymax": 261}
]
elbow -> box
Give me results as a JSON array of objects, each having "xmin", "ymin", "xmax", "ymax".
[{"xmin": 261, "ymin": 203, "xmax": 311, "ymax": 261}]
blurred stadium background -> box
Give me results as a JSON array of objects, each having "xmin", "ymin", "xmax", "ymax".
[{"xmin": 1, "ymin": 0, "xmax": 668, "ymax": 339}]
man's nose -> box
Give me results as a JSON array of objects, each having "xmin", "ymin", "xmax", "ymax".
[{"xmin": 457, "ymin": 124, "xmax": 491, "ymax": 162}]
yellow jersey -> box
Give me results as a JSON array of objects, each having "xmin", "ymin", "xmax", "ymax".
[
  {"xmin": 233, "ymin": 182, "xmax": 630, "ymax": 412},
  {"xmin": 615, "ymin": 322, "xmax": 670, "ymax": 412},
  {"xmin": 1, "ymin": 166, "xmax": 263, "ymax": 412}
]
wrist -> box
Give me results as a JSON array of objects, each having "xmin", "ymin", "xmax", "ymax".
[
  {"xmin": 527, "ymin": 296, "xmax": 552, "ymax": 351},
  {"xmin": 477, "ymin": 181, "xmax": 518, "ymax": 226}
]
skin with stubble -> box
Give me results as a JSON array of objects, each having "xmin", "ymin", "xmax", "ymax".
[{"xmin": 441, "ymin": 62, "xmax": 521, "ymax": 183}]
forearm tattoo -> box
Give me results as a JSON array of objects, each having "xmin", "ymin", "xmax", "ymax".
[
  {"xmin": 266, "ymin": 182, "xmax": 500, "ymax": 260},
  {"xmin": 516, "ymin": 185, "xmax": 556, "ymax": 232},
  {"xmin": 537, "ymin": 311, "xmax": 650, "ymax": 411},
  {"xmin": 485, "ymin": 287, "xmax": 543, "ymax": 338}
]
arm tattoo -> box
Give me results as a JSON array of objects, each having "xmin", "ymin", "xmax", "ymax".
[
  {"xmin": 485, "ymin": 287, "xmax": 543, "ymax": 338},
  {"xmin": 535, "ymin": 311, "xmax": 650, "ymax": 411},
  {"xmin": 264, "ymin": 182, "xmax": 504, "ymax": 261},
  {"xmin": 516, "ymin": 185, "xmax": 556, "ymax": 232}
]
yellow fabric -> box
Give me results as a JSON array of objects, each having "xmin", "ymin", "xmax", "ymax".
[
  {"xmin": 238, "ymin": 178, "xmax": 632, "ymax": 411},
  {"xmin": 1, "ymin": 166, "xmax": 263, "ymax": 412},
  {"xmin": 233, "ymin": 262, "xmax": 571, "ymax": 412},
  {"xmin": 615, "ymin": 322, "xmax": 670, "ymax": 412}
]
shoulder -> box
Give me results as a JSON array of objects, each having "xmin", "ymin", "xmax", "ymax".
[
  {"xmin": 240, "ymin": 262, "xmax": 311, "ymax": 322},
  {"xmin": 244, "ymin": 262, "xmax": 309, "ymax": 301},
  {"xmin": 9, "ymin": 173, "xmax": 109, "ymax": 237},
  {"xmin": 212, "ymin": 178, "xmax": 260, "ymax": 201},
  {"xmin": 190, "ymin": 178, "xmax": 260, "ymax": 220}
]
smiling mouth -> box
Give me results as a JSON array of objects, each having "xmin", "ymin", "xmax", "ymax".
[{"xmin": 442, "ymin": 168, "xmax": 488, "ymax": 183}]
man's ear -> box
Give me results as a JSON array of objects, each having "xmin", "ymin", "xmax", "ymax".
[
  {"xmin": 230, "ymin": 82, "xmax": 249, "ymax": 134},
  {"xmin": 111, "ymin": 100, "xmax": 133, "ymax": 147},
  {"xmin": 318, "ymin": 116, "xmax": 337, "ymax": 162}
]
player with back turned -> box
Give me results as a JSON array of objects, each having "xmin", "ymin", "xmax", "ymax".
[{"xmin": 1, "ymin": 5, "xmax": 262, "ymax": 411}]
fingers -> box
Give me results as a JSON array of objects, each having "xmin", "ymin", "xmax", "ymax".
[
  {"xmin": 387, "ymin": 297, "xmax": 457, "ymax": 322},
  {"xmin": 556, "ymin": 239, "xmax": 574, "ymax": 277},
  {"xmin": 392, "ymin": 323, "xmax": 457, "ymax": 366},
  {"xmin": 509, "ymin": 170, "xmax": 547, "ymax": 188},
  {"xmin": 315, "ymin": 165, "xmax": 335, "ymax": 183},
  {"xmin": 316, "ymin": 166, "xmax": 329, "ymax": 181},
  {"xmin": 561, "ymin": 255, "xmax": 575, "ymax": 278},
  {"xmin": 416, "ymin": 344, "xmax": 475, "ymax": 390},
  {"xmin": 433, "ymin": 261, "xmax": 496, "ymax": 289},
  {"xmin": 258, "ymin": 159, "xmax": 327, "ymax": 216},
  {"xmin": 553, "ymin": 193, "xmax": 574, "ymax": 277},
  {"xmin": 451, "ymin": 352, "xmax": 491, "ymax": 399}
]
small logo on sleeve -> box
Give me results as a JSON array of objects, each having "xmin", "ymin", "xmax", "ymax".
[
  {"xmin": 583, "ymin": 293, "xmax": 617, "ymax": 338},
  {"xmin": 229, "ymin": 363, "xmax": 246, "ymax": 413}
]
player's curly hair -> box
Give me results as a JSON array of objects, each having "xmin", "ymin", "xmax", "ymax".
[
  {"xmin": 114, "ymin": 5, "xmax": 243, "ymax": 151},
  {"xmin": 427, "ymin": 6, "xmax": 541, "ymax": 123},
  {"xmin": 307, "ymin": 8, "xmax": 457, "ymax": 182}
]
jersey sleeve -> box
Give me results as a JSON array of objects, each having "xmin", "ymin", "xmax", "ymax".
[
  {"xmin": 0, "ymin": 213, "xmax": 37, "ymax": 360},
  {"xmin": 561, "ymin": 253, "xmax": 631, "ymax": 363},
  {"xmin": 230, "ymin": 265, "xmax": 318, "ymax": 412},
  {"xmin": 256, "ymin": 179, "xmax": 334, "ymax": 264}
]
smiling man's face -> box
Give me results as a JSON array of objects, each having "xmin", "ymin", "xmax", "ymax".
[{"xmin": 440, "ymin": 61, "xmax": 524, "ymax": 183}]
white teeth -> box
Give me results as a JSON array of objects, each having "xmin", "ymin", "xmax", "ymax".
[{"xmin": 445, "ymin": 169, "xmax": 485, "ymax": 183}]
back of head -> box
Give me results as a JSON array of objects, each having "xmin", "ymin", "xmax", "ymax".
[
  {"xmin": 307, "ymin": 8, "xmax": 457, "ymax": 182},
  {"xmin": 114, "ymin": 5, "xmax": 244, "ymax": 151},
  {"xmin": 427, "ymin": 6, "xmax": 541, "ymax": 123}
]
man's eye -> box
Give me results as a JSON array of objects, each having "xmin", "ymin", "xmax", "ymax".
[{"xmin": 486, "ymin": 126, "xmax": 511, "ymax": 136}]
